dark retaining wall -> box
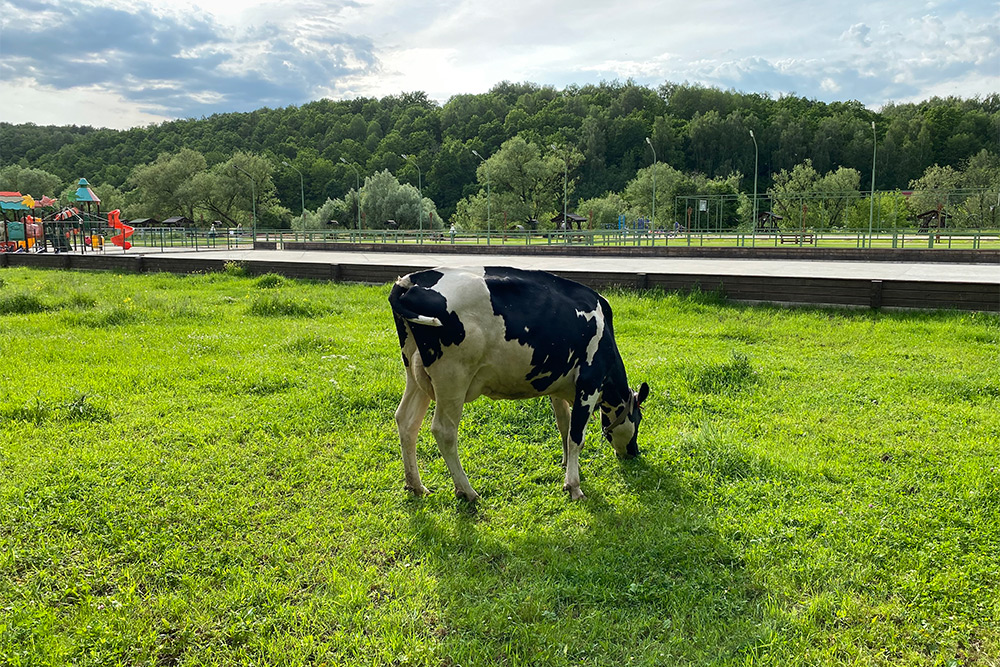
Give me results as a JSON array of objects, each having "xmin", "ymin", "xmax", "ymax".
[{"xmin": 2, "ymin": 251, "xmax": 997, "ymax": 312}]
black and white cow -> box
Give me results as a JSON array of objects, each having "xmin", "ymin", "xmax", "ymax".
[{"xmin": 389, "ymin": 266, "xmax": 649, "ymax": 501}]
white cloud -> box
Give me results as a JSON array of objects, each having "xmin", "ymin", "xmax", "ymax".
[
  {"xmin": 842, "ymin": 23, "xmax": 872, "ymax": 47},
  {"xmin": 1, "ymin": 0, "xmax": 997, "ymax": 129}
]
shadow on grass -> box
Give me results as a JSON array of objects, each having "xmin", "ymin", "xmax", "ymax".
[{"xmin": 404, "ymin": 456, "xmax": 769, "ymax": 665}]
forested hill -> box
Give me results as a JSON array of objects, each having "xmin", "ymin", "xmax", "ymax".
[{"xmin": 2, "ymin": 81, "xmax": 998, "ymax": 219}]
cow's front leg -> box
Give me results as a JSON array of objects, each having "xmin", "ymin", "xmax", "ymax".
[
  {"xmin": 563, "ymin": 399, "xmax": 596, "ymax": 501},
  {"xmin": 431, "ymin": 395, "xmax": 480, "ymax": 502},
  {"xmin": 395, "ymin": 371, "xmax": 432, "ymax": 495},
  {"xmin": 549, "ymin": 396, "xmax": 571, "ymax": 466}
]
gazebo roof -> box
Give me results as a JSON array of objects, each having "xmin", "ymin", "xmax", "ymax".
[
  {"xmin": 550, "ymin": 212, "xmax": 588, "ymax": 223},
  {"xmin": 74, "ymin": 178, "xmax": 100, "ymax": 203}
]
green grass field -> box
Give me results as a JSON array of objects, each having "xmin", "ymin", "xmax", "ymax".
[{"xmin": 1, "ymin": 267, "xmax": 998, "ymax": 666}]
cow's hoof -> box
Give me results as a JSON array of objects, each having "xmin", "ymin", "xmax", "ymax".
[
  {"xmin": 455, "ymin": 488, "xmax": 480, "ymax": 503},
  {"xmin": 406, "ymin": 484, "xmax": 431, "ymax": 496},
  {"xmin": 564, "ymin": 484, "xmax": 586, "ymax": 501}
]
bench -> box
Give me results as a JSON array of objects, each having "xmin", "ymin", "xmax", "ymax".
[{"xmin": 780, "ymin": 233, "xmax": 815, "ymax": 245}]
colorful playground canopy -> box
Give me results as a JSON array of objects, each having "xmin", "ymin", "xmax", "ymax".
[
  {"xmin": 74, "ymin": 178, "xmax": 100, "ymax": 203},
  {"xmin": 0, "ymin": 192, "xmax": 59, "ymax": 212}
]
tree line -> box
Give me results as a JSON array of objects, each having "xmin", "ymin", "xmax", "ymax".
[{"xmin": 1, "ymin": 82, "xmax": 997, "ymax": 230}]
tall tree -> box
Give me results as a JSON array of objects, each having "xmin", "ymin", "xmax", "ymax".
[
  {"xmin": 0, "ymin": 165, "xmax": 62, "ymax": 197},
  {"xmin": 127, "ymin": 148, "xmax": 207, "ymax": 220}
]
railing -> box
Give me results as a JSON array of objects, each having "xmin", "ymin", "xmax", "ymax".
[
  {"xmin": 261, "ymin": 228, "xmax": 1000, "ymax": 251},
  {"xmin": 9, "ymin": 225, "xmax": 994, "ymax": 254}
]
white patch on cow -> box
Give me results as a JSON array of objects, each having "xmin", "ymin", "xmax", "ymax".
[
  {"xmin": 581, "ymin": 389, "xmax": 601, "ymax": 413},
  {"xmin": 433, "ymin": 266, "xmax": 488, "ymax": 315},
  {"xmin": 610, "ymin": 419, "xmax": 636, "ymax": 456},
  {"xmin": 407, "ymin": 314, "xmax": 443, "ymax": 326},
  {"xmin": 575, "ymin": 305, "xmax": 605, "ymax": 365}
]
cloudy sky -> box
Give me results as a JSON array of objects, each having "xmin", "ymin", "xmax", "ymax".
[{"xmin": 1, "ymin": 0, "xmax": 998, "ymax": 129}]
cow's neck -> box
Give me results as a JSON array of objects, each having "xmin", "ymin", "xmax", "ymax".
[{"xmin": 600, "ymin": 361, "xmax": 631, "ymax": 408}]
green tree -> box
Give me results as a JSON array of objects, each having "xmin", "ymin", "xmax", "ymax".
[
  {"xmin": 454, "ymin": 137, "xmax": 577, "ymax": 230},
  {"xmin": 956, "ymin": 150, "xmax": 1000, "ymax": 228},
  {"xmin": 297, "ymin": 197, "xmax": 352, "ymax": 231},
  {"xmin": 577, "ymin": 192, "xmax": 626, "ymax": 230},
  {"xmin": 127, "ymin": 148, "xmax": 207, "ymax": 220},
  {"xmin": 845, "ymin": 191, "xmax": 912, "ymax": 230},
  {"xmin": 908, "ymin": 164, "xmax": 962, "ymax": 218},
  {"xmin": 0, "ymin": 165, "xmax": 62, "ymax": 197},
  {"xmin": 359, "ymin": 169, "xmax": 442, "ymax": 230},
  {"xmin": 191, "ymin": 152, "xmax": 286, "ymax": 228},
  {"xmin": 622, "ymin": 162, "xmax": 696, "ymax": 228},
  {"xmin": 769, "ymin": 160, "xmax": 861, "ymax": 230}
]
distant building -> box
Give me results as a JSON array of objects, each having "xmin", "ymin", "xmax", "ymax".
[
  {"xmin": 915, "ymin": 209, "xmax": 952, "ymax": 231},
  {"xmin": 756, "ymin": 211, "xmax": 783, "ymax": 231},
  {"xmin": 550, "ymin": 212, "xmax": 589, "ymax": 230}
]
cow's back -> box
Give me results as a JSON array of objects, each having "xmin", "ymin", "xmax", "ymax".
[{"xmin": 392, "ymin": 266, "xmax": 613, "ymax": 402}]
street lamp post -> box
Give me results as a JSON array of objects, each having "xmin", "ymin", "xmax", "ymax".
[
  {"xmin": 340, "ymin": 157, "xmax": 361, "ymax": 231},
  {"xmin": 232, "ymin": 164, "xmax": 256, "ymax": 240},
  {"xmin": 645, "ymin": 137, "xmax": 656, "ymax": 234},
  {"xmin": 749, "ymin": 130, "xmax": 759, "ymax": 233},
  {"xmin": 400, "ymin": 153, "xmax": 423, "ymax": 234},
  {"xmin": 471, "ymin": 149, "xmax": 491, "ymax": 243},
  {"xmin": 281, "ymin": 161, "xmax": 305, "ymax": 222},
  {"xmin": 868, "ymin": 121, "xmax": 877, "ymax": 248},
  {"xmin": 550, "ymin": 144, "xmax": 568, "ymax": 230}
]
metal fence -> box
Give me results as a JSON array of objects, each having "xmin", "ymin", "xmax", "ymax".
[
  {"xmin": 261, "ymin": 227, "xmax": 999, "ymax": 251},
  {"xmin": 4, "ymin": 224, "xmax": 997, "ymax": 255}
]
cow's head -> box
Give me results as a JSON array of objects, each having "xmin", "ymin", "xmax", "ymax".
[{"xmin": 601, "ymin": 382, "xmax": 650, "ymax": 458}]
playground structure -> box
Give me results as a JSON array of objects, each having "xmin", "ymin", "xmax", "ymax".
[{"xmin": 0, "ymin": 178, "xmax": 134, "ymax": 254}]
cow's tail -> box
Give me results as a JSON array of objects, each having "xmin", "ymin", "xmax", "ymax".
[{"xmin": 388, "ymin": 275, "xmax": 443, "ymax": 327}]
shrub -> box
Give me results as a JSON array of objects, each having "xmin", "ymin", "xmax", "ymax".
[
  {"xmin": 247, "ymin": 293, "xmax": 320, "ymax": 317},
  {"xmin": 254, "ymin": 273, "xmax": 285, "ymax": 289},
  {"xmin": 0, "ymin": 292, "xmax": 49, "ymax": 315},
  {"xmin": 224, "ymin": 261, "xmax": 249, "ymax": 277},
  {"xmin": 689, "ymin": 351, "xmax": 760, "ymax": 393}
]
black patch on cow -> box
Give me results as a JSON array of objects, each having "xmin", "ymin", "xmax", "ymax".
[
  {"xmin": 483, "ymin": 267, "xmax": 606, "ymax": 392},
  {"xmin": 388, "ymin": 270, "xmax": 465, "ymax": 367}
]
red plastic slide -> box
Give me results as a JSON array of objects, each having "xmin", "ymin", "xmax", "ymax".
[{"xmin": 108, "ymin": 209, "xmax": 133, "ymax": 249}]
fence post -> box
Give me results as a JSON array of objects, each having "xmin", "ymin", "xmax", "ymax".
[{"xmin": 870, "ymin": 280, "xmax": 883, "ymax": 309}]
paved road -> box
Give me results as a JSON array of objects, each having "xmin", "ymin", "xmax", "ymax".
[{"xmin": 146, "ymin": 247, "xmax": 1000, "ymax": 284}]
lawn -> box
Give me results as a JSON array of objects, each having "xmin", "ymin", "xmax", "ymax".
[{"xmin": 1, "ymin": 266, "xmax": 998, "ymax": 666}]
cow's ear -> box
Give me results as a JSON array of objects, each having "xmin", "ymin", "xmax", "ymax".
[{"xmin": 636, "ymin": 382, "xmax": 650, "ymax": 405}]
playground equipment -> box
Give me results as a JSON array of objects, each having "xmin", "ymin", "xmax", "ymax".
[{"xmin": 108, "ymin": 209, "xmax": 133, "ymax": 249}]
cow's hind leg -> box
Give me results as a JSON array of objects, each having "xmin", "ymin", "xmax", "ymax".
[
  {"xmin": 395, "ymin": 370, "xmax": 432, "ymax": 495},
  {"xmin": 430, "ymin": 393, "xmax": 480, "ymax": 502},
  {"xmin": 549, "ymin": 397, "xmax": 571, "ymax": 466}
]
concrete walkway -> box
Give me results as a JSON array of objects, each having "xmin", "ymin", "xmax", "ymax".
[{"xmin": 148, "ymin": 247, "xmax": 1000, "ymax": 285}]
